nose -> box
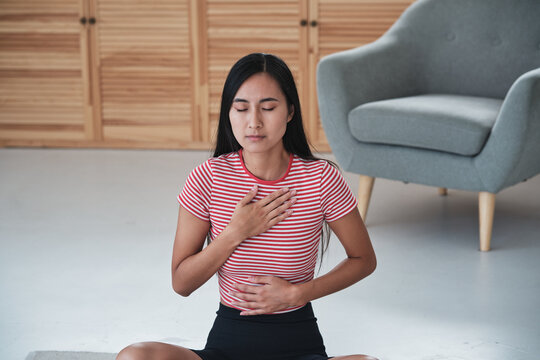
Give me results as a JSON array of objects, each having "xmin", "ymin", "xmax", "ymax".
[{"xmin": 247, "ymin": 109, "xmax": 262, "ymax": 129}]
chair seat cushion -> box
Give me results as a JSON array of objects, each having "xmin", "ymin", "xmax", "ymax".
[{"xmin": 348, "ymin": 94, "xmax": 503, "ymax": 156}]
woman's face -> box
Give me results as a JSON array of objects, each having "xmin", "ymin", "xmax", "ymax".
[{"xmin": 229, "ymin": 72, "xmax": 293, "ymax": 156}]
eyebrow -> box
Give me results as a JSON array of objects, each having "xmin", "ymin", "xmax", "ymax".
[{"xmin": 233, "ymin": 97, "xmax": 279, "ymax": 103}]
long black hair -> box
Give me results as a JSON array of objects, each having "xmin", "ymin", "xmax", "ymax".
[
  {"xmin": 212, "ymin": 53, "xmax": 333, "ymax": 265},
  {"xmin": 213, "ymin": 53, "xmax": 317, "ymax": 161}
]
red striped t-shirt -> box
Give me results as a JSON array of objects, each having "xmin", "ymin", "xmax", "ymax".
[{"xmin": 177, "ymin": 150, "xmax": 357, "ymax": 313}]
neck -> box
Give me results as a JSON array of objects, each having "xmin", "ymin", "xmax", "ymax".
[{"xmin": 241, "ymin": 147, "xmax": 290, "ymax": 181}]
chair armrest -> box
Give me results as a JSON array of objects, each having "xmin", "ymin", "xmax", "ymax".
[
  {"xmin": 316, "ymin": 36, "xmax": 419, "ymax": 168},
  {"xmin": 476, "ymin": 67, "xmax": 540, "ymax": 192}
]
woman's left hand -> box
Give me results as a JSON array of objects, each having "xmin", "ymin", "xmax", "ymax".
[{"xmin": 230, "ymin": 276, "xmax": 303, "ymax": 315}]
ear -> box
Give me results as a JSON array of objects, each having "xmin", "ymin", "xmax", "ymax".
[{"xmin": 287, "ymin": 104, "xmax": 294, "ymax": 123}]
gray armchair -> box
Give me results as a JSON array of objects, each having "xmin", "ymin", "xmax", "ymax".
[{"xmin": 317, "ymin": 0, "xmax": 540, "ymax": 251}]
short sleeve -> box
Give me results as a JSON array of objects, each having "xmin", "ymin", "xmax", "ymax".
[
  {"xmin": 320, "ymin": 162, "xmax": 358, "ymax": 222},
  {"xmin": 177, "ymin": 160, "xmax": 213, "ymax": 222}
]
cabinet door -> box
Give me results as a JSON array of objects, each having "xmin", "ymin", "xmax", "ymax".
[
  {"xmin": 200, "ymin": 0, "xmax": 308, "ymax": 145},
  {"xmin": 93, "ymin": 0, "xmax": 196, "ymax": 148},
  {"xmin": 0, "ymin": 0, "xmax": 91, "ymax": 145},
  {"xmin": 309, "ymin": 0, "xmax": 414, "ymax": 150}
]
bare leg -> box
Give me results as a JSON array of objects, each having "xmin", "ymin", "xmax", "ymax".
[
  {"xmin": 116, "ymin": 342, "xmax": 202, "ymax": 360},
  {"xmin": 333, "ymin": 355, "xmax": 379, "ymax": 360}
]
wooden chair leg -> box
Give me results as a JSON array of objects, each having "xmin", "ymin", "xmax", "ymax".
[
  {"xmin": 358, "ymin": 175, "xmax": 375, "ymax": 221},
  {"xmin": 478, "ymin": 192, "xmax": 496, "ymax": 251},
  {"xmin": 438, "ymin": 187, "xmax": 448, "ymax": 196}
]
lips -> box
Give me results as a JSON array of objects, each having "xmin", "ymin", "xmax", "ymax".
[{"xmin": 246, "ymin": 135, "xmax": 265, "ymax": 141}]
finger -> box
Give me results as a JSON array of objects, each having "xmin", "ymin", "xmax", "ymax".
[
  {"xmin": 258, "ymin": 187, "xmax": 290, "ymax": 207},
  {"xmin": 266, "ymin": 209, "xmax": 293, "ymax": 228},
  {"xmin": 263, "ymin": 189, "xmax": 296, "ymax": 213},
  {"xmin": 229, "ymin": 291, "xmax": 259, "ymax": 301},
  {"xmin": 249, "ymin": 275, "xmax": 273, "ymax": 285},
  {"xmin": 240, "ymin": 309, "xmax": 268, "ymax": 316},
  {"xmin": 232, "ymin": 283, "xmax": 260, "ymax": 293},
  {"xmin": 238, "ymin": 185, "xmax": 258, "ymax": 205},
  {"xmin": 265, "ymin": 197, "xmax": 296, "ymax": 220},
  {"xmin": 267, "ymin": 188, "xmax": 296, "ymax": 206},
  {"xmin": 233, "ymin": 301, "xmax": 264, "ymax": 313}
]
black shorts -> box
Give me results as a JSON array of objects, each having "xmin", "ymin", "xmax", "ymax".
[{"xmin": 192, "ymin": 302, "xmax": 330, "ymax": 360}]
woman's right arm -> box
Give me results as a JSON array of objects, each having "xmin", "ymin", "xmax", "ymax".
[{"xmin": 171, "ymin": 185, "xmax": 295, "ymax": 296}]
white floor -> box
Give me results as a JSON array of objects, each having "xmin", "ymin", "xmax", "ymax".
[{"xmin": 1, "ymin": 148, "xmax": 539, "ymax": 360}]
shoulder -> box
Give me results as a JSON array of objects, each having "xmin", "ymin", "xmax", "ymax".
[
  {"xmin": 290, "ymin": 155, "xmax": 329, "ymax": 174},
  {"xmin": 320, "ymin": 160, "xmax": 341, "ymax": 177},
  {"xmin": 211, "ymin": 151, "xmax": 241, "ymax": 165},
  {"xmin": 207, "ymin": 151, "xmax": 242, "ymax": 175},
  {"xmin": 191, "ymin": 152, "xmax": 240, "ymax": 174},
  {"xmin": 189, "ymin": 158, "xmax": 213, "ymax": 180},
  {"xmin": 191, "ymin": 152, "xmax": 245, "ymax": 185},
  {"xmin": 319, "ymin": 160, "xmax": 348, "ymax": 190},
  {"xmin": 293, "ymin": 156, "xmax": 342, "ymax": 179},
  {"xmin": 287, "ymin": 156, "xmax": 341, "ymax": 186}
]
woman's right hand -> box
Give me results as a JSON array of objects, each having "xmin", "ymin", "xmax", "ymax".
[{"xmin": 228, "ymin": 185, "xmax": 296, "ymax": 240}]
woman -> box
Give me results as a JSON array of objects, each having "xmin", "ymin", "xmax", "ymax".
[{"xmin": 117, "ymin": 53, "xmax": 377, "ymax": 360}]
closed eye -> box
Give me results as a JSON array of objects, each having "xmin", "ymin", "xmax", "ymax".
[{"xmin": 262, "ymin": 108, "xmax": 275, "ymax": 111}]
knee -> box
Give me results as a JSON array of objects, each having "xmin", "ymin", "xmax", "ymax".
[
  {"xmin": 339, "ymin": 356, "xmax": 379, "ymax": 360},
  {"xmin": 358, "ymin": 356, "xmax": 379, "ymax": 360},
  {"xmin": 116, "ymin": 342, "xmax": 154, "ymax": 360}
]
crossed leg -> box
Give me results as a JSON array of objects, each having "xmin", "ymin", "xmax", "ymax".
[
  {"xmin": 116, "ymin": 342, "xmax": 379, "ymax": 360},
  {"xmin": 116, "ymin": 342, "xmax": 201, "ymax": 360}
]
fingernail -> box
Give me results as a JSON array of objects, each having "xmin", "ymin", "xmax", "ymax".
[
  {"xmin": 291, "ymin": 189, "xmax": 297, "ymax": 195},
  {"xmin": 287, "ymin": 209, "xmax": 294, "ymax": 215},
  {"xmin": 251, "ymin": 185, "xmax": 257, "ymax": 191},
  {"xmin": 291, "ymin": 197, "xmax": 297, "ymax": 204},
  {"xmin": 282, "ymin": 187, "xmax": 289, "ymax": 192}
]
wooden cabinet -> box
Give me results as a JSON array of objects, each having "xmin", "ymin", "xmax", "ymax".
[
  {"xmin": 0, "ymin": 0, "xmax": 91, "ymax": 143},
  {"xmin": 94, "ymin": 0, "xmax": 197, "ymax": 148},
  {"xmin": 0, "ymin": 0, "xmax": 413, "ymax": 150},
  {"xmin": 0, "ymin": 0, "xmax": 197, "ymax": 149}
]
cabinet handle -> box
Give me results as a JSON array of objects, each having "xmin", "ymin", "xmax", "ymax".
[
  {"xmin": 310, "ymin": 20, "xmax": 318, "ymax": 27},
  {"xmin": 89, "ymin": 17, "xmax": 96, "ymax": 25},
  {"xmin": 300, "ymin": 19, "xmax": 308, "ymax": 26},
  {"xmin": 80, "ymin": 17, "xmax": 87, "ymax": 25}
]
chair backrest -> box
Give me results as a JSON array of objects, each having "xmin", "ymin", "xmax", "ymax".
[{"xmin": 387, "ymin": 0, "xmax": 540, "ymax": 98}]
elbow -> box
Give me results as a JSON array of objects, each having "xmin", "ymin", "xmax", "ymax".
[
  {"xmin": 171, "ymin": 263, "xmax": 193, "ymax": 297},
  {"xmin": 349, "ymin": 252, "xmax": 377, "ymax": 278},
  {"xmin": 177, "ymin": 290, "xmax": 192, "ymax": 298},
  {"xmin": 171, "ymin": 275, "xmax": 194, "ymax": 297},
  {"xmin": 368, "ymin": 255, "xmax": 377, "ymax": 276},
  {"xmin": 172, "ymin": 282, "xmax": 193, "ymax": 297},
  {"xmin": 363, "ymin": 252, "xmax": 377, "ymax": 277}
]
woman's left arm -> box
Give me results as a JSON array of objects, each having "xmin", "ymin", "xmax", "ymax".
[{"xmin": 231, "ymin": 208, "xmax": 376, "ymax": 315}]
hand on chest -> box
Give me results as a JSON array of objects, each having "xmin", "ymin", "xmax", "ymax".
[{"xmin": 210, "ymin": 181, "xmax": 323, "ymax": 237}]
